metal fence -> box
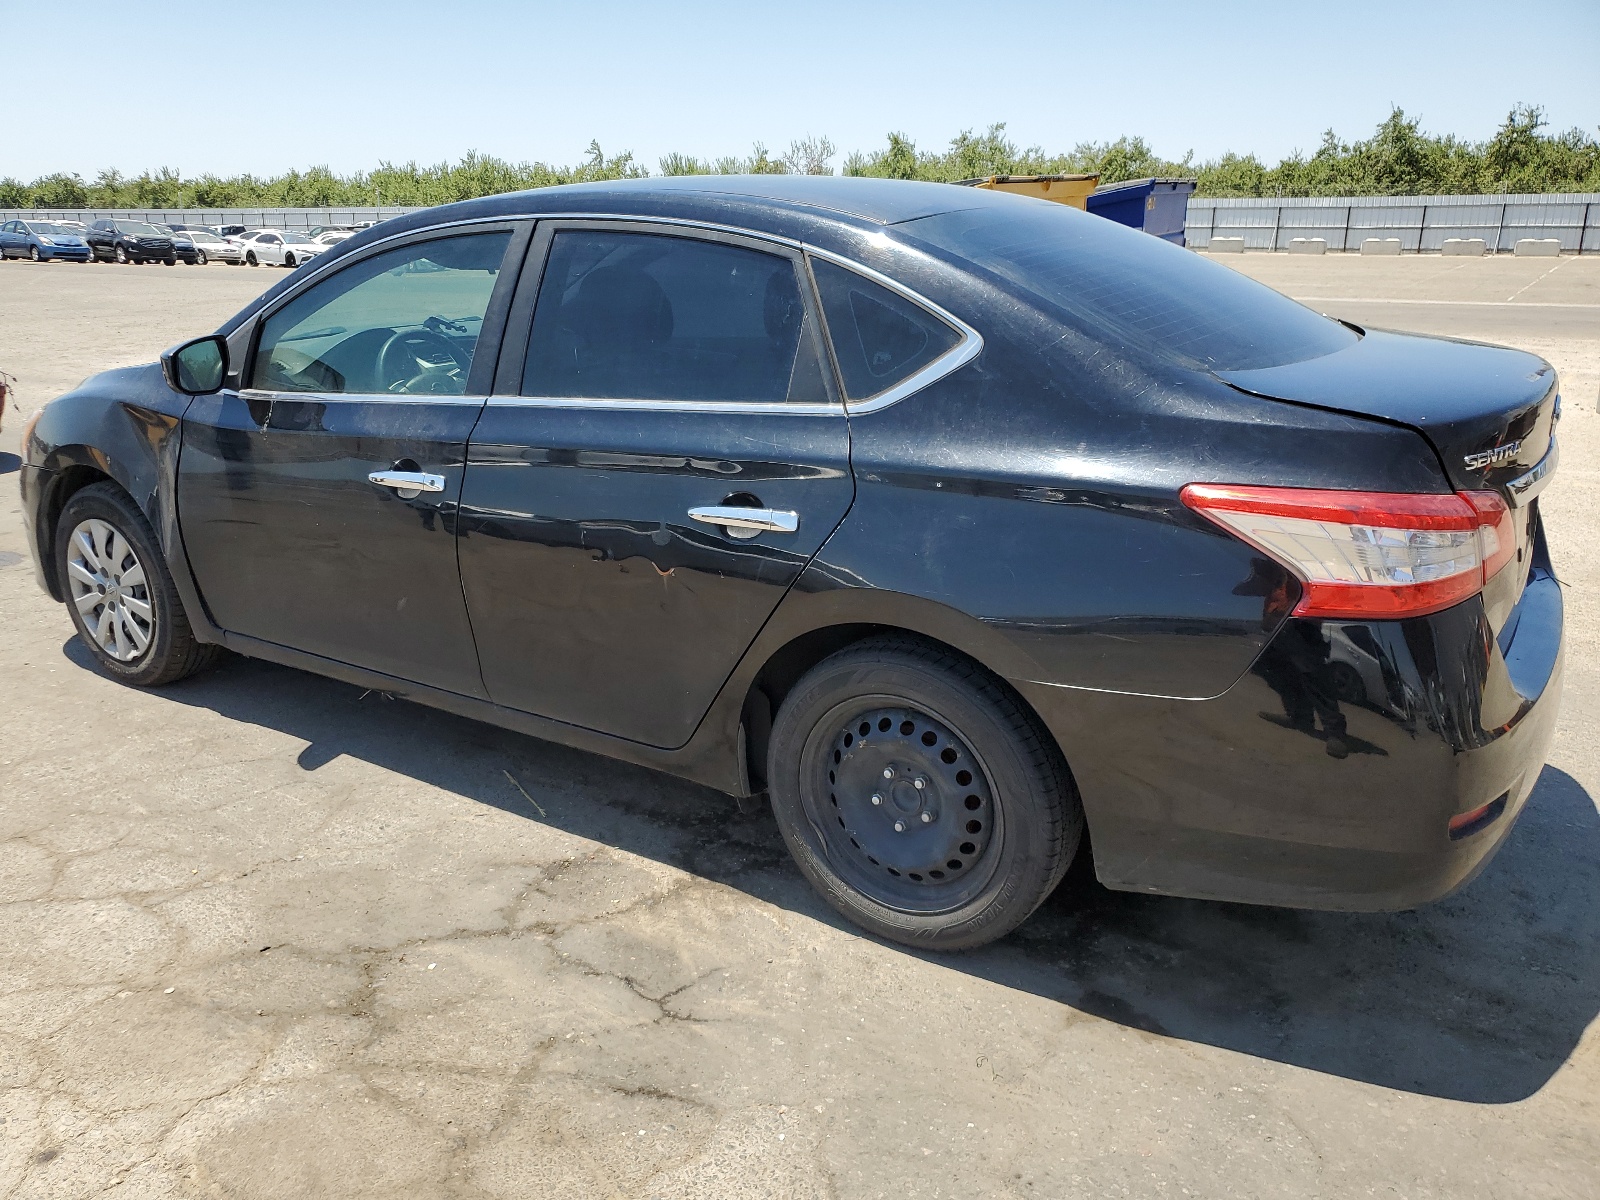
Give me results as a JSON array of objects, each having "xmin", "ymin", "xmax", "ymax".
[
  {"xmin": 0, "ymin": 207, "xmax": 421, "ymax": 230},
  {"xmin": 8, "ymin": 195, "xmax": 1598, "ymax": 253},
  {"xmin": 1186, "ymin": 193, "xmax": 1600, "ymax": 253}
]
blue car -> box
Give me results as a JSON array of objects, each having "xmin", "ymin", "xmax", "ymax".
[{"xmin": 0, "ymin": 219, "xmax": 92, "ymax": 262}]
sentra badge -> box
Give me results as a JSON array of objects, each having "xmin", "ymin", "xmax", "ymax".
[{"xmin": 1464, "ymin": 441, "xmax": 1522, "ymax": 471}]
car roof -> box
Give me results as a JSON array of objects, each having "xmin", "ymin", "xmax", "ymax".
[
  {"xmin": 363, "ymin": 175, "xmax": 1031, "ymax": 248},
  {"xmin": 508, "ymin": 174, "xmax": 1003, "ymax": 225}
]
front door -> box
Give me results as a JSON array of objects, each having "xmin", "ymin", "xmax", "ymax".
[
  {"xmin": 457, "ymin": 222, "xmax": 854, "ymax": 748},
  {"xmin": 177, "ymin": 226, "xmax": 525, "ymax": 696}
]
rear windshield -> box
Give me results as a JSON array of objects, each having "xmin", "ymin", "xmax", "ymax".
[{"xmin": 904, "ymin": 204, "xmax": 1356, "ymax": 372}]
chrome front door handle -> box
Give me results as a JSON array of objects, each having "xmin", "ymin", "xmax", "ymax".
[
  {"xmin": 369, "ymin": 470, "xmax": 445, "ymax": 497},
  {"xmin": 688, "ymin": 506, "xmax": 799, "ymax": 540}
]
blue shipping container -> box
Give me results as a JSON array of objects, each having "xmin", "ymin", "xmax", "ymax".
[{"xmin": 1086, "ymin": 178, "xmax": 1197, "ymax": 245}]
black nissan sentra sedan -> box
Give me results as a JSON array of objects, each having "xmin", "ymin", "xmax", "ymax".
[{"xmin": 19, "ymin": 177, "xmax": 1562, "ymax": 950}]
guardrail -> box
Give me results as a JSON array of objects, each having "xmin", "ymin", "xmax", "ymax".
[{"xmin": 1186, "ymin": 193, "xmax": 1600, "ymax": 253}]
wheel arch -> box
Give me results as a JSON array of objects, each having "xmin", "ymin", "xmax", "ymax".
[
  {"xmin": 735, "ymin": 604, "xmax": 1066, "ymax": 801},
  {"xmin": 33, "ymin": 455, "xmax": 123, "ymax": 600}
]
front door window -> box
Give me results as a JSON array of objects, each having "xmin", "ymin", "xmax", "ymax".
[{"xmin": 250, "ymin": 231, "xmax": 512, "ymax": 396}]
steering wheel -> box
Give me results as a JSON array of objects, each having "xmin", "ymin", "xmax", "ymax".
[{"xmin": 377, "ymin": 327, "xmax": 468, "ymax": 394}]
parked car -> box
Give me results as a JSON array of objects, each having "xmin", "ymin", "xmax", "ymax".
[
  {"xmin": 152, "ymin": 225, "xmax": 202, "ymax": 266},
  {"xmin": 175, "ymin": 228, "xmax": 244, "ymax": 265},
  {"xmin": 0, "ymin": 219, "xmax": 92, "ymax": 262},
  {"xmin": 85, "ymin": 219, "xmax": 177, "ymax": 265},
  {"xmin": 16, "ymin": 177, "xmax": 1563, "ymax": 951},
  {"xmin": 235, "ymin": 229, "xmax": 325, "ymax": 268}
]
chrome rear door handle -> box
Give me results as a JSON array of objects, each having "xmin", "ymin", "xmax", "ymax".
[
  {"xmin": 368, "ymin": 470, "xmax": 445, "ymax": 494},
  {"xmin": 688, "ymin": 506, "xmax": 799, "ymax": 539}
]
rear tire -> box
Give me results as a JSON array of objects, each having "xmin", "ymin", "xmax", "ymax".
[
  {"xmin": 767, "ymin": 636, "xmax": 1082, "ymax": 951},
  {"xmin": 55, "ymin": 483, "xmax": 221, "ymax": 687}
]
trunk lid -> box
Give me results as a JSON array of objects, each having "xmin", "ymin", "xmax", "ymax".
[{"xmin": 1217, "ymin": 328, "xmax": 1558, "ymax": 493}]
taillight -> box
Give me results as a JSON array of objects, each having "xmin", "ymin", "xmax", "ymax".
[{"xmin": 1180, "ymin": 483, "xmax": 1515, "ymax": 620}]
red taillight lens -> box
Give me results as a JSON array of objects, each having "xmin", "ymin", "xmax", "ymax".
[{"xmin": 1180, "ymin": 483, "xmax": 1515, "ymax": 620}]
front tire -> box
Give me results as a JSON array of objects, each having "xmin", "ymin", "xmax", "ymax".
[
  {"xmin": 246, "ymin": 251, "xmax": 258, "ymax": 266},
  {"xmin": 284, "ymin": 252, "xmax": 297, "ymax": 268},
  {"xmin": 29, "ymin": 246, "xmax": 40, "ymax": 262},
  {"xmin": 56, "ymin": 483, "xmax": 220, "ymax": 687},
  {"xmin": 195, "ymin": 250, "xmax": 207, "ymax": 265},
  {"xmin": 768, "ymin": 637, "xmax": 1082, "ymax": 951},
  {"xmin": 114, "ymin": 245, "xmax": 129, "ymax": 264}
]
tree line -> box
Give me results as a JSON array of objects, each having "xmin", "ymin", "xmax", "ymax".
[{"xmin": 2, "ymin": 106, "xmax": 1594, "ymax": 210}]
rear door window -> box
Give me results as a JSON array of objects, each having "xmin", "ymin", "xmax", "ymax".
[
  {"xmin": 521, "ymin": 230, "xmax": 829, "ymax": 404},
  {"xmin": 810, "ymin": 258, "xmax": 962, "ymax": 402}
]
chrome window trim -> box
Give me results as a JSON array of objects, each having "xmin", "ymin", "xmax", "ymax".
[
  {"xmin": 238, "ymin": 388, "xmax": 489, "ymax": 407},
  {"xmin": 801, "ymin": 244, "xmax": 984, "ymax": 416},
  {"xmin": 486, "ymin": 396, "xmax": 843, "ymax": 416},
  {"xmin": 1506, "ymin": 438, "xmax": 1557, "ymax": 507},
  {"xmin": 247, "ymin": 210, "xmax": 979, "ymax": 418}
]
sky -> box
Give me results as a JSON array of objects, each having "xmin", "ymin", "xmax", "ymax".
[{"xmin": 5, "ymin": 0, "xmax": 1596, "ymax": 182}]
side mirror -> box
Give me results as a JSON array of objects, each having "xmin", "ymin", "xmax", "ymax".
[{"xmin": 162, "ymin": 334, "xmax": 228, "ymax": 395}]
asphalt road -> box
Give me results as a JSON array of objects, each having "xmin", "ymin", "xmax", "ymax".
[{"xmin": 1, "ymin": 253, "xmax": 1597, "ymax": 1199}]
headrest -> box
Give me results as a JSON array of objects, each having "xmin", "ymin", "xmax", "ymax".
[{"xmin": 568, "ymin": 265, "xmax": 673, "ymax": 346}]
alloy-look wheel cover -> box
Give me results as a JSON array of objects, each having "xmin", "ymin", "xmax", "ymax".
[
  {"xmin": 806, "ymin": 702, "xmax": 1001, "ymax": 914},
  {"xmin": 66, "ymin": 518, "xmax": 153, "ymax": 662}
]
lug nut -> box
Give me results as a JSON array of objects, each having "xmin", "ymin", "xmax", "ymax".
[
  {"xmin": 913, "ymin": 778, "xmax": 926, "ymax": 790},
  {"xmin": 870, "ymin": 794, "xmax": 882, "ymax": 806},
  {"xmin": 920, "ymin": 811, "xmax": 933, "ymax": 823},
  {"xmin": 893, "ymin": 821, "xmax": 905, "ymax": 833},
  {"xmin": 882, "ymin": 768, "xmax": 893, "ymax": 780}
]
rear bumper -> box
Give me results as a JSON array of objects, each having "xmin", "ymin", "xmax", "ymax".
[{"xmin": 1019, "ymin": 538, "xmax": 1564, "ymax": 911}]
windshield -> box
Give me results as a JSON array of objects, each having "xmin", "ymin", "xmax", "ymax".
[
  {"xmin": 24, "ymin": 222, "xmax": 70, "ymax": 236},
  {"xmin": 188, "ymin": 231, "xmax": 222, "ymax": 243},
  {"xmin": 282, "ymin": 233, "xmax": 314, "ymax": 245},
  {"xmin": 115, "ymin": 221, "xmax": 165, "ymax": 237},
  {"xmin": 905, "ymin": 204, "xmax": 1357, "ymax": 372}
]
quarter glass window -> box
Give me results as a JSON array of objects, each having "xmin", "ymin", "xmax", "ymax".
[
  {"xmin": 251, "ymin": 232, "xmax": 510, "ymax": 396},
  {"xmin": 810, "ymin": 258, "xmax": 961, "ymax": 402},
  {"xmin": 522, "ymin": 230, "xmax": 829, "ymax": 404}
]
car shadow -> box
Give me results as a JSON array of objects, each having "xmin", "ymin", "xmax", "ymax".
[
  {"xmin": 0, "ymin": 452, "xmax": 21, "ymax": 475},
  {"xmin": 67, "ymin": 640, "xmax": 1600, "ymax": 1105}
]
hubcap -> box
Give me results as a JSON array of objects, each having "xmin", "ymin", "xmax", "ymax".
[
  {"xmin": 66, "ymin": 518, "xmax": 153, "ymax": 662},
  {"xmin": 811, "ymin": 704, "xmax": 998, "ymax": 911}
]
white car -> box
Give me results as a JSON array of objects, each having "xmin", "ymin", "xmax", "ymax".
[
  {"xmin": 312, "ymin": 230, "xmax": 356, "ymax": 247},
  {"xmin": 179, "ymin": 229, "xmax": 245, "ymax": 265},
  {"xmin": 236, "ymin": 229, "xmax": 326, "ymax": 268}
]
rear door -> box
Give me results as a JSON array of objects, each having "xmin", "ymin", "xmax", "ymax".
[
  {"xmin": 457, "ymin": 221, "xmax": 854, "ymax": 748},
  {"xmin": 177, "ymin": 224, "xmax": 528, "ymax": 696}
]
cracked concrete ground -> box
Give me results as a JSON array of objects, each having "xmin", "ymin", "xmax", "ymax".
[{"xmin": 1, "ymin": 254, "xmax": 1598, "ymax": 1198}]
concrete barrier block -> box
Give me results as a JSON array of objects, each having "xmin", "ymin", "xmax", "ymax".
[
  {"xmin": 1514, "ymin": 238, "xmax": 1561, "ymax": 257},
  {"xmin": 1288, "ymin": 238, "xmax": 1326, "ymax": 255},
  {"xmin": 1361, "ymin": 238, "xmax": 1403, "ymax": 256},
  {"xmin": 1209, "ymin": 237, "xmax": 1246, "ymax": 253},
  {"xmin": 1442, "ymin": 238, "xmax": 1486, "ymax": 256}
]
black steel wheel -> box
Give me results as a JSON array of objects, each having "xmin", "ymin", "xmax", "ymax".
[{"xmin": 768, "ymin": 636, "xmax": 1082, "ymax": 951}]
